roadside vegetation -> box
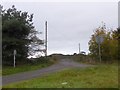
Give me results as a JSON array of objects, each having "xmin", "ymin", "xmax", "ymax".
[
  {"xmin": 72, "ymin": 54, "xmax": 118, "ymax": 65},
  {"xmin": 1, "ymin": 5, "xmax": 119, "ymax": 89},
  {"xmin": 2, "ymin": 5, "xmax": 57, "ymax": 76},
  {"xmin": 2, "ymin": 57, "xmax": 56, "ymax": 76},
  {"xmin": 3, "ymin": 64, "xmax": 118, "ymax": 88}
]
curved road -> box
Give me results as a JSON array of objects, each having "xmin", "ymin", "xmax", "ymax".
[{"xmin": 2, "ymin": 59, "xmax": 93, "ymax": 86}]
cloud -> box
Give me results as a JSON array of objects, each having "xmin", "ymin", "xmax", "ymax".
[{"xmin": 3, "ymin": 2, "xmax": 118, "ymax": 55}]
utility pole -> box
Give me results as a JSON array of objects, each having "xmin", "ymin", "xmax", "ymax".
[
  {"xmin": 79, "ymin": 43, "xmax": 80, "ymax": 54},
  {"xmin": 13, "ymin": 50, "xmax": 16, "ymax": 68},
  {"xmin": 45, "ymin": 21, "xmax": 47, "ymax": 56},
  {"xmin": 98, "ymin": 42, "xmax": 101, "ymax": 63}
]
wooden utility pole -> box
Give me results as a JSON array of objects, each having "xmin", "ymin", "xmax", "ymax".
[
  {"xmin": 79, "ymin": 43, "xmax": 80, "ymax": 54},
  {"xmin": 45, "ymin": 21, "xmax": 47, "ymax": 56},
  {"xmin": 13, "ymin": 50, "xmax": 16, "ymax": 68}
]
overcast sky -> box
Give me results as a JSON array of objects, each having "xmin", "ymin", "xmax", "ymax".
[{"xmin": 2, "ymin": 2, "xmax": 118, "ymax": 55}]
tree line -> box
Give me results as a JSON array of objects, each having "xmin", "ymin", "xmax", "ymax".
[{"xmin": 88, "ymin": 23, "xmax": 119, "ymax": 63}]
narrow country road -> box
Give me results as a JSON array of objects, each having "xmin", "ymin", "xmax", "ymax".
[{"xmin": 2, "ymin": 59, "xmax": 93, "ymax": 86}]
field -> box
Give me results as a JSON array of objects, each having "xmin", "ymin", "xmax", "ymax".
[{"xmin": 3, "ymin": 64, "xmax": 118, "ymax": 88}]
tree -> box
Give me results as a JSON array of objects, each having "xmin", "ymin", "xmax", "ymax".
[
  {"xmin": 88, "ymin": 23, "xmax": 118, "ymax": 62},
  {"xmin": 28, "ymin": 29, "xmax": 44, "ymax": 58},
  {"xmin": 88, "ymin": 26, "xmax": 106, "ymax": 59},
  {"xmin": 117, "ymin": 27, "xmax": 120, "ymax": 61},
  {"xmin": 2, "ymin": 5, "xmax": 43, "ymax": 65}
]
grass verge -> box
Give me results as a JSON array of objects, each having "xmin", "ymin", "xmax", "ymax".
[
  {"xmin": 3, "ymin": 64, "xmax": 118, "ymax": 88},
  {"xmin": 2, "ymin": 58, "xmax": 55, "ymax": 76}
]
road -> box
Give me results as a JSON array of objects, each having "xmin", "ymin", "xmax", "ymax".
[{"xmin": 2, "ymin": 59, "xmax": 93, "ymax": 86}]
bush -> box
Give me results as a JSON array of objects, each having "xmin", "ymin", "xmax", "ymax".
[{"xmin": 28, "ymin": 57, "xmax": 52, "ymax": 65}]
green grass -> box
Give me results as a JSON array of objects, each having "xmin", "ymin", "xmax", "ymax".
[
  {"xmin": 3, "ymin": 64, "xmax": 118, "ymax": 88},
  {"xmin": 0, "ymin": 69, "xmax": 1, "ymax": 76},
  {"xmin": 2, "ymin": 62, "xmax": 54, "ymax": 76}
]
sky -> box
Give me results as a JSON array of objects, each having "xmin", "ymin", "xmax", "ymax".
[{"xmin": 2, "ymin": 1, "xmax": 118, "ymax": 55}]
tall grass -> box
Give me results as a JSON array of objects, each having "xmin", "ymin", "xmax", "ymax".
[{"xmin": 3, "ymin": 64, "xmax": 118, "ymax": 88}]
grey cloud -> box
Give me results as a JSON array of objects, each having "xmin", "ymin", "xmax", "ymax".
[{"xmin": 3, "ymin": 2, "xmax": 118, "ymax": 55}]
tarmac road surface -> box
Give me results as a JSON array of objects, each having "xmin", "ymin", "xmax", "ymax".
[{"xmin": 2, "ymin": 59, "xmax": 93, "ymax": 86}]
